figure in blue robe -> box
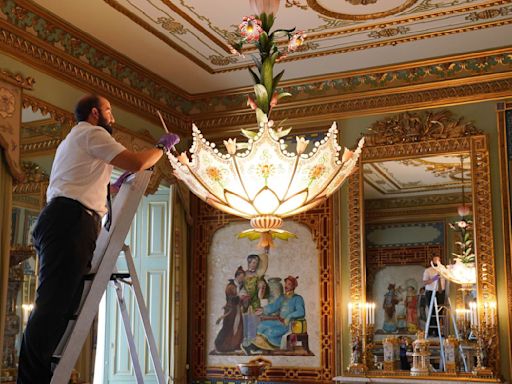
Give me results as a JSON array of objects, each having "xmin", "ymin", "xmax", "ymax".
[{"xmin": 243, "ymin": 275, "xmax": 305, "ymax": 353}]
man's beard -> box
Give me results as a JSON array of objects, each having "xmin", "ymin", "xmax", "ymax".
[{"xmin": 98, "ymin": 114, "xmax": 113, "ymax": 135}]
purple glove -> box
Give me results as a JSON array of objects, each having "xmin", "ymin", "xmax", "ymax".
[
  {"xmin": 156, "ymin": 133, "xmax": 180, "ymax": 153},
  {"xmin": 432, "ymin": 275, "xmax": 440, "ymax": 282},
  {"xmin": 111, "ymin": 171, "xmax": 132, "ymax": 193}
]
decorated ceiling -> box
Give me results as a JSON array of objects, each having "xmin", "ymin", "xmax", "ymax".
[
  {"xmin": 363, "ymin": 155, "xmax": 472, "ymax": 199},
  {"xmin": 29, "ymin": 0, "xmax": 512, "ymax": 93}
]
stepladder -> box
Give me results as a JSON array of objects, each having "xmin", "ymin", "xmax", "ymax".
[
  {"xmin": 50, "ymin": 170, "xmax": 166, "ymax": 384},
  {"xmin": 424, "ymin": 279, "xmax": 468, "ymax": 373}
]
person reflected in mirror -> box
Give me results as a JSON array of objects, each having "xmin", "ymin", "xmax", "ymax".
[
  {"xmin": 382, "ymin": 283, "xmax": 399, "ymax": 333},
  {"xmin": 17, "ymin": 94, "xmax": 180, "ymax": 384},
  {"xmin": 417, "ymin": 286, "xmax": 427, "ymax": 330},
  {"xmin": 422, "ymin": 255, "xmax": 446, "ymax": 337}
]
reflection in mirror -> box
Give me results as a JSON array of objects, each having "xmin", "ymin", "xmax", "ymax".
[
  {"xmin": 363, "ymin": 154, "xmax": 476, "ymax": 373},
  {"xmin": 346, "ymin": 110, "xmax": 497, "ymax": 381},
  {"xmin": 2, "ymin": 106, "xmax": 58, "ymax": 381}
]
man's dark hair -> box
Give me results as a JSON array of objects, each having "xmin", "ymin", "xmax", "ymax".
[{"xmin": 74, "ymin": 94, "xmax": 101, "ymax": 122}]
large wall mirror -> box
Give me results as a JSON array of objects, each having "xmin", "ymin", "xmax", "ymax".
[{"xmin": 347, "ymin": 110, "xmax": 498, "ymax": 380}]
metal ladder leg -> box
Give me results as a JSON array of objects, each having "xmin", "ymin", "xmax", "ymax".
[
  {"xmin": 123, "ymin": 244, "xmax": 166, "ymax": 384},
  {"xmin": 447, "ymin": 296, "xmax": 469, "ymax": 372},
  {"xmin": 112, "ymin": 277, "xmax": 144, "ymax": 383},
  {"xmin": 434, "ymin": 296, "xmax": 446, "ymax": 372}
]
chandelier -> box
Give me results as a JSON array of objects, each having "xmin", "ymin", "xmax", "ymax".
[
  {"xmin": 433, "ymin": 155, "xmax": 475, "ymax": 286},
  {"xmin": 166, "ymin": 0, "xmax": 363, "ymax": 246}
]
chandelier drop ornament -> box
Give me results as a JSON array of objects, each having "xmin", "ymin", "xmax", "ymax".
[{"xmin": 165, "ymin": 0, "xmax": 364, "ymax": 246}]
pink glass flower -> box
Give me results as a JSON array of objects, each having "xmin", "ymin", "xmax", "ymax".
[
  {"xmin": 457, "ymin": 204, "xmax": 471, "ymax": 217},
  {"xmin": 239, "ymin": 16, "xmax": 263, "ymax": 42},
  {"xmin": 249, "ymin": 0, "xmax": 280, "ymax": 15},
  {"xmin": 288, "ymin": 31, "xmax": 305, "ymax": 52}
]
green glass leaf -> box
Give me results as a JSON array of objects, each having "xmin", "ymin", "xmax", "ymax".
[
  {"xmin": 254, "ymin": 84, "xmax": 269, "ymax": 113},
  {"xmin": 241, "ymin": 129, "xmax": 258, "ymax": 139}
]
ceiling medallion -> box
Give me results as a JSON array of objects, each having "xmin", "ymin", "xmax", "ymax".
[{"xmin": 307, "ymin": 0, "xmax": 419, "ymax": 20}]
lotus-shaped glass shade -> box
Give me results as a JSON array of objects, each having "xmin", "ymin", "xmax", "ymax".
[
  {"xmin": 432, "ymin": 260, "xmax": 476, "ymax": 286},
  {"xmin": 167, "ymin": 122, "xmax": 363, "ymax": 232}
]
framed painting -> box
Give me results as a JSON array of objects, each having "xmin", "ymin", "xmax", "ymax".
[{"xmin": 190, "ymin": 198, "xmax": 334, "ymax": 383}]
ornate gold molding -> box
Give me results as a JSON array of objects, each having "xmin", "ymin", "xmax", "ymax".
[
  {"xmin": 0, "ymin": 68, "xmax": 34, "ymax": 89},
  {"xmin": 307, "ymin": 0, "xmax": 417, "ymax": 20},
  {"xmin": 22, "ymin": 95, "xmax": 74, "ymax": 126},
  {"xmin": 348, "ymin": 112, "xmax": 499, "ymax": 376},
  {"xmin": 0, "ymin": 8, "xmax": 189, "ymax": 132},
  {"xmin": 364, "ymin": 110, "xmax": 482, "ymax": 146},
  {"xmin": 496, "ymin": 101, "xmax": 512, "ymax": 380},
  {"xmin": 192, "ymin": 76, "xmax": 512, "ymax": 135},
  {"xmin": 103, "ymin": 0, "xmax": 229, "ymax": 75}
]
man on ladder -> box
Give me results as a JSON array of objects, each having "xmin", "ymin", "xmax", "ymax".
[
  {"xmin": 423, "ymin": 255, "xmax": 446, "ymax": 338},
  {"xmin": 17, "ymin": 94, "xmax": 179, "ymax": 384}
]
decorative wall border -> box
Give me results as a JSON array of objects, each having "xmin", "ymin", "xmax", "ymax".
[
  {"xmin": 189, "ymin": 198, "xmax": 334, "ymax": 383},
  {"xmin": 192, "ymin": 74, "xmax": 512, "ymax": 135},
  {"xmin": 0, "ymin": 0, "xmax": 189, "ymax": 130}
]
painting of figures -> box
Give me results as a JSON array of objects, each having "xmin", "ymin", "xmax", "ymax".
[
  {"xmin": 373, "ymin": 265, "xmax": 427, "ymax": 335},
  {"xmin": 206, "ymin": 221, "xmax": 320, "ymax": 368}
]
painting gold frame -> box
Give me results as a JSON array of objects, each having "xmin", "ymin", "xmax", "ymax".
[
  {"xmin": 347, "ymin": 110, "xmax": 499, "ymax": 378},
  {"xmin": 189, "ymin": 198, "xmax": 335, "ymax": 383}
]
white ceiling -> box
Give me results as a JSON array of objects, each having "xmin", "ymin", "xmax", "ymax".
[
  {"xmin": 31, "ymin": 0, "xmax": 512, "ymax": 94},
  {"xmin": 363, "ymin": 155, "xmax": 472, "ymax": 199}
]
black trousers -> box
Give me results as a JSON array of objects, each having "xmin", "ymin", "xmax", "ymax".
[{"xmin": 17, "ymin": 197, "xmax": 100, "ymax": 384}]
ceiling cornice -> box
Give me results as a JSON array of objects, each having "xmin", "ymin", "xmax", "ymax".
[
  {"xmin": 0, "ymin": 0, "xmax": 190, "ymax": 130},
  {"xmin": 191, "ymin": 72, "xmax": 512, "ymax": 136},
  {"xmin": 1, "ymin": 0, "xmax": 511, "ymax": 135}
]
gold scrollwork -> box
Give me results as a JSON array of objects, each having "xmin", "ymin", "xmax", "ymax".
[
  {"xmin": 285, "ymin": 0, "xmax": 308, "ymax": 10},
  {"xmin": 208, "ymin": 55, "xmax": 238, "ymax": 66},
  {"xmin": 156, "ymin": 16, "xmax": 186, "ymax": 34},
  {"xmin": 364, "ymin": 110, "xmax": 483, "ymax": 146},
  {"xmin": 307, "ymin": 0, "xmax": 418, "ymax": 20}
]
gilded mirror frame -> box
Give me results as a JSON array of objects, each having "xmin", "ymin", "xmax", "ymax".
[{"xmin": 347, "ymin": 110, "xmax": 498, "ymax": 377}]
